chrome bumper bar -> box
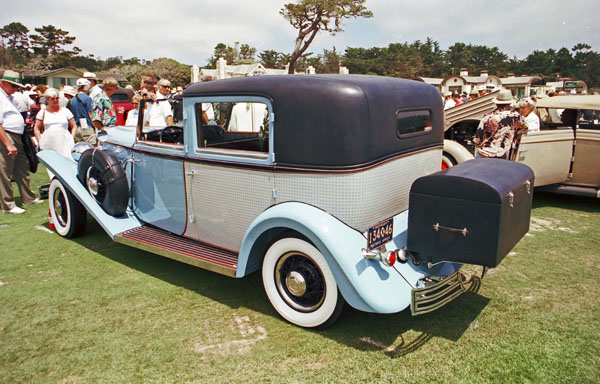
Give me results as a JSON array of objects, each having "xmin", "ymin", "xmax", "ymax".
[{"xmin": 410, "ymin": 271, "xmax": 467, "ymax": 316}]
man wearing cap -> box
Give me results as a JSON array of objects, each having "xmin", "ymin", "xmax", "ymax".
[
  {"xmin": 473, "ymin": 89, "xmax": 521, "ymax": 159},
  {"xmin": 69, "ymin": 78, "xmax": 96, "ymax": 144},
  {"xmin": 0, "ymin": 70, "xmax": 41, "ymax": 214},
  {"xmin": 85, "ymin": 72, "xmax": 103, "ymax": 100}
]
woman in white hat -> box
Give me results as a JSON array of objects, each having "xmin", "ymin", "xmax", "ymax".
[{"xmin": 33, "ymin": 88, "xmax": 77, "ymax": 179}]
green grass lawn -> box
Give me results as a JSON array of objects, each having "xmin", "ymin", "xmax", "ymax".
[{"xmin": 1, "ymin": 168, "xmax": 599, "ymax": 383}]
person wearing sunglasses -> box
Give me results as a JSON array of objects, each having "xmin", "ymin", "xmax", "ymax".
[{"xmin": 0, "ymin": 70, "xmax": 41, "ymax": 214}]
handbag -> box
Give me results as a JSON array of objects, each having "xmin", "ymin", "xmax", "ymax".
[{"xmin": 21, "ymin": 122, "xmax": 39, "ymax": 173}]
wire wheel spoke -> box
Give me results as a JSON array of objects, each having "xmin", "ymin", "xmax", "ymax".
[{"xmin": 276, "ymin": 253, "xmax": 326, "ymax": 312}]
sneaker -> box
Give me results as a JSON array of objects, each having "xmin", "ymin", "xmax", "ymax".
[
  {"xmin": 3, "ymin": 206, "xmax": 25, "ymax": 214},
  {"xmin": 23, "ymin": 198, "xmax": 44, "ymax": 206}
]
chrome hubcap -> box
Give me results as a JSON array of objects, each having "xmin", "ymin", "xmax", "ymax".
[
  {"xmin": 285, "ymin": 271, "xmax": 307, "ymax": 296},
  {"xmin": 275, "ymin": 252, "xmax": 326, "ymax": 312}
]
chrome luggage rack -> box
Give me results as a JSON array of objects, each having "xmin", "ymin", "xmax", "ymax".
[{"xmin": 410, "ymin": 271, "xmax": 467, "ymax": 316}]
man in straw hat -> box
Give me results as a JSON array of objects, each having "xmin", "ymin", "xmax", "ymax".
[
  {"xmin": 473, "ymin": 88, "xmax": 522, "ymax": 159},
  {"xmin": 0, "ymin": 70, "xmax": 41, "ymax": 214}
]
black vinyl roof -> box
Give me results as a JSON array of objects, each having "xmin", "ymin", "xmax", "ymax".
[{"xmin": 184, "ymin": 75, "xmax": 444, "ymax": 169}]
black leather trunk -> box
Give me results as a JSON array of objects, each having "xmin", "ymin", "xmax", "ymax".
[{"xmin": 407, "ymin": 158, "xmax": 534, "ymax": 268}]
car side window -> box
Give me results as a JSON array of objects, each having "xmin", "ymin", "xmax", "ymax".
[
  {"xmin": 139, "ymin": 99, "xmax": 184, "ymax": 145},
  {"xmin": 578, "ymin": 109, "xmax": 600, "ymax": 130},
  {"xmin": 196, "ymin": 101, "xmax": 270, "ymax": 153},
  {"xmin": 396, "ymin": 110, "xmax": 432, "ymax": 137}
]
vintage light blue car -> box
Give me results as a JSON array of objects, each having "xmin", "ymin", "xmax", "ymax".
[{"xmin": 39, "ymin": 75, "xmax": 534, "ymax": 328}]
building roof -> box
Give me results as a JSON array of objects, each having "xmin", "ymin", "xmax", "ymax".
[
  {"xmin": 22, "ymin": 67, "xmax": 83, "ymax": 78},
  {"xmin": 500, "ymin": 75, "xmax": 542, "ymax": 86},
  {"xmin": 201, "ymin": 63, "xmax": 288, "ymax": 79}
]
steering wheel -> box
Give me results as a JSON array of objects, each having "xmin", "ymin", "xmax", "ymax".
[{"xmin": 161, "ymin": 126, "xmax": 184, "ymax": 144}]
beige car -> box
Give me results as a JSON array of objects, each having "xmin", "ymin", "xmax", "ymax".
[{"xmin": 443, "ymin": 95, "xmax": 600, "ymax": 198}]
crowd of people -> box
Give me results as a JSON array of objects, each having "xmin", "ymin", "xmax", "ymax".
[{"xmin": 0, "ymin": 69, "xmax": 178, "ymax": 214}]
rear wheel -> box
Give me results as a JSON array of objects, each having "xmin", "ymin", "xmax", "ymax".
[
  {"xmin": 262, "ymin": 237, "xmax": 344, "ymax": 328},
  {"xmin": 49, "ymin": 178, "xmax": 87, "ymax": 238}
]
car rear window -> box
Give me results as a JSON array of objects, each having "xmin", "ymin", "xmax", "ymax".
[{"xmin": 396, "ymin": 110, "xmax": 432, "ymax": 137}]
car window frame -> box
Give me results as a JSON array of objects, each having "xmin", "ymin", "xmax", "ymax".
[{"xmin": 184, "ymin": 96, "xmax": 275, "ymax": 166}]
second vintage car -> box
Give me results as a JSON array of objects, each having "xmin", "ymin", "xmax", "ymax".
[{"xmin": 39, "ymin": 75, "xmax": 533, "ymax": 328}]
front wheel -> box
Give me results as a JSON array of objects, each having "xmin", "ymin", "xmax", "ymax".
[
  {"xmin": 49, "ymin": 178, "xmax": 87, "ymax": 238},
  {"xmin": 262, "ymin": 237, "xmax": 344, "ymax": 328},
  {"xmin": 441, "ymin": 152, "xmax": 457, "ymax": 170}
]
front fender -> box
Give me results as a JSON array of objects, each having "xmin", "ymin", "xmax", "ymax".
[
  {"xmin": 237, "ymin": 202, "xmax": 418, "ymax": 314},
  {"xmin": 443, "ymin": 139, "xmax": 474, "ymax": 164},
  {"xmin": 37, "ymin": 150, "xmax": 142, "ymax": 239}
]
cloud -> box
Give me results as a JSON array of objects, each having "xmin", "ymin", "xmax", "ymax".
[{"xmin": 1, "ymin": 0, "xmax": 598, "ymax": 67}]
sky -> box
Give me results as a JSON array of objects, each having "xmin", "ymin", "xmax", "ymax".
[{"xmin": 1, "ymin": 0, "xmax": 598, "ymax": 67}]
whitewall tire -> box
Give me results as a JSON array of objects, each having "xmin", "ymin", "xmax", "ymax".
[
  {"xmin": 262, "ymin": 237, "xmax": 343, "ymax": 328},
  {"xmin": 49, "ymin": 178, "xmax": 87, "ymax": 238}
]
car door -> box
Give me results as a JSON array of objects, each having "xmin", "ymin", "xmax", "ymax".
[
  {"xmin": 182, "ymin": 97, "xmax": 276, "ymax": 252},
  {"xmin": 131, "ymin": 136, "xmax": 188, "ymax": 235},
  {"xmin": 515, "ymin": 128, "xmax": 574, "ymax": 186},
  {"xmin": 570, "ymin": 110, "xmax": 600, "ymax": 187}
]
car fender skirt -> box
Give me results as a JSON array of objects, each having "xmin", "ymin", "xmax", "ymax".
[
  {"xmin": 238, "ymin": 202, "xmax": 414, "ymax": 314},
  {"xmin": 77, "ymin": 148, "xmax": 129, "ymax": 217}
]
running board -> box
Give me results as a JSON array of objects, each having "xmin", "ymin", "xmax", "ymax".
[{"xmin": 115, "ymin": 226, "xmax": 238, "ymax": 277}]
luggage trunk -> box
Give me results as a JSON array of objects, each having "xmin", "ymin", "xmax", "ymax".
[{"xmin": 407, "ymin": 158, "xmax": 534, "ymax": 268}]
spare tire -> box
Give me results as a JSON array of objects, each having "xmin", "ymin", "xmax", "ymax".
[{"xmin": 77, "ymin": 148, "xmax": 129, "ymax": 217}]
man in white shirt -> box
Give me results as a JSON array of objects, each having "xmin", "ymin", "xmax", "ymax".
[
  {"xmin": 11, "ymin": 88, "xmax": 33, "ymax": 119},
  {"xmin": 0, "ymin": 70, "xmax": 40, "ymax": 214}
]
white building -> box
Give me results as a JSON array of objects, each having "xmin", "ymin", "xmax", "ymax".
[{"xmin": 440, "ymin": 68, "xmax": 501, "ymax": 95}]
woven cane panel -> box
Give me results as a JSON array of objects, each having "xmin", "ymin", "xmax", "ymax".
[
  {"xmin": 183, "ymin": 148, "xmax": 440, "ymax": 251},
  {"xmin": 183, "ymin": 163, "xmax": 275, "ymax": 251},
  {"xmin": 274, "ymin": 149, "xmax": 441, "ymax": 232}
]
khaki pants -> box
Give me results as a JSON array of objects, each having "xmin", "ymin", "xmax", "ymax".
[
  {"xmin": 0, "ymin": 131, "xmax": 36, "ymax": 210},
  {"xmin": 74, "ymin": 125, "xmax": 97, "ymax": 145}
]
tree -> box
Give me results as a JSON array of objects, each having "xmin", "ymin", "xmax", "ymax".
[
  {"xmin": 207, "ymin": 42, "xmax": 257, "ymax": 67},
  {"xmin": 259, "ymin": 49, "xmax": 286, "ymax": 68},
  {"xmin": 0, "ymin": 22, "xmax": 31, "ymax": 67},
  {"xmin": 30, "ymin": 25, "xmax": 79, "ymax": 56},
  {"xmin": 320, "ymin": 47, "xmax": 341, "ymax": 73},
  {"xmin": 147, "ymin": 57, "xmax": 191, "ymax": 87},
  {"xmin": 280, "ymin": 0, "xmax": 372, "ymax": 74},
  {"xmin": 1, "ymin": 22, "xmax": 30, "ymax": 51}
]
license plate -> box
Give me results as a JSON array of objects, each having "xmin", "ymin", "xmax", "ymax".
[{"xmin": 367, "ymin": 218, "xmax": 393, "ymax": 250}]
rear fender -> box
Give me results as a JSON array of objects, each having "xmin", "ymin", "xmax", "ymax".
[{"xmin": 238, "ymin": 202, "xmax": 422, "ymax": 314}]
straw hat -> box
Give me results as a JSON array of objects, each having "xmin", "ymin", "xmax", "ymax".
[{"xmin": 0, "ymin": 70, "xmax": 25, "ymax": 88}]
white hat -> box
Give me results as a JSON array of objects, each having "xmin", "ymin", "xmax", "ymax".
[
  {"xmin": 63, "ymin": 85, "xmax": 76, "ymax": 97},
  {"xmin": 83, "ymin": 72, "xmax": 96, "ymax": 79},
  {"xmin": 76, "ymin": 78, "xmax": 91, "ymax": 87},
  {"xmin": 493, "ymin": 89, "xmax": 514, "ymax": 105}
]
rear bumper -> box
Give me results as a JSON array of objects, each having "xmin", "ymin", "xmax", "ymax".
[{"xmin": 411, "ymin": 271, "xmax": 467, "ymax": 315}]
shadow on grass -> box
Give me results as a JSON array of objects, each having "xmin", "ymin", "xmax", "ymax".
[
  {"xmin": 533, "ymin": 191, "xmax": 600, "ymax": 212},
  {"xmin": 72, "ymin": 218, "xmax": 491, "ymax": 357}
]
